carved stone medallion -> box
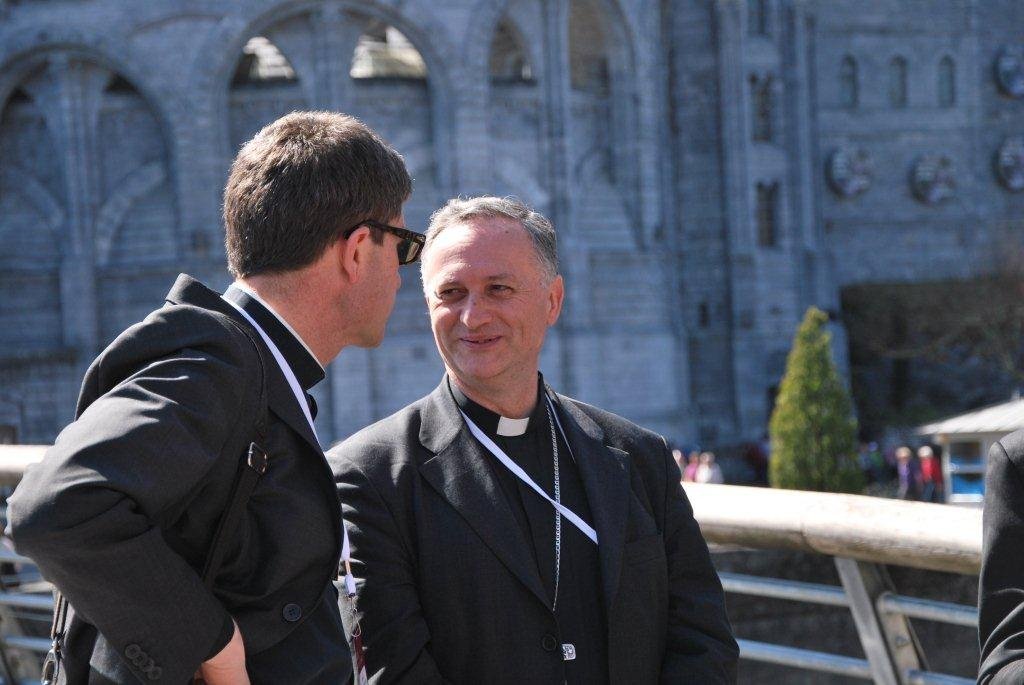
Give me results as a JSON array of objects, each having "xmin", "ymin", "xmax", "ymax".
[
  {"xmin": 825, "ymin": 147, "xmax": 873, "ymax": 198},
  {"xmin": 995, "ymin": 45, "xmax": 1024, "ymax": 98},
  {"xmin": 910, "ymin": 154, "xmax": 956, "ymax": 204},
  {"xmin": 995, "ymin": 136, "xmax": 1024, "ymax": 192}
]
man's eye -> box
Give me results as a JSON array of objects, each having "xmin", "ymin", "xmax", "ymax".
[
  {"xmin": 489, "ymin": 284, "xmax": 512, "ymax": 294},
  {"xmin": 437, "ymin": 288, "xmax": 463, "ymax": 299}
]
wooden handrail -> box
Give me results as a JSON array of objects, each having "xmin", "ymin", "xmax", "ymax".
[
  {"xmin": 0, "ymin": 448, "xmax": 983, "ymax": 574},
  {"xmin": 683, "ymin": 483, "xmax": 982, "ymax": 575}
]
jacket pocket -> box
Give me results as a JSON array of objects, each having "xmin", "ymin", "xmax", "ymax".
[{"xmin": 624, "ymin": 533, "xmax": 665, "ymax": 566}]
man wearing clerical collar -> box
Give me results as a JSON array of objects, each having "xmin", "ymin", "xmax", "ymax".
[
  {"xmin": 328, "ymin": 196, "xmax": 738, "ymax": 683},
  {"xmin": 9, "ymin": 111, "xmax": 421, "ymax": 684}
]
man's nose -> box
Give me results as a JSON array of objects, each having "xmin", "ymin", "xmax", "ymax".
[{"xmin": 460, "ymin": 293, "xmax": 491, "ymax": 328}]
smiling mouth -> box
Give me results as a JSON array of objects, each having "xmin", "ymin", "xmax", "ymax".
[{"xmin": 461, "ymin": 336, "xmax": 501, "ymax": 346}]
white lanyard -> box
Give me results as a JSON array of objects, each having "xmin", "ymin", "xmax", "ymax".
[
  {"xmin": 222, "ymin": 296, "xmax": 358, "ymax": 596},
  {"xmin": 460, "ymin": 397, "xmax": 599, "ymax": 545}
]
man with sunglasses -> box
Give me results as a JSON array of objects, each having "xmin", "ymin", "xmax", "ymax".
[
  {"xmin": 9, "ymin": 111, "xmax": 420, "ymax": 684},
  {"xmin": 329, "ymin": 196, "xmax": 737, "ymax": 684}
]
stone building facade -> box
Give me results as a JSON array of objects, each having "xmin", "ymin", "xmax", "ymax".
[{"xmin": 0, "ymin": 0, "xmax": 1021, "ymax": 448}]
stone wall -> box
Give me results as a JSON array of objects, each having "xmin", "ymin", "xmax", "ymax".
[{"xmin": 0, "ymin": 0, "xmax": 1022, "ymax": 446}]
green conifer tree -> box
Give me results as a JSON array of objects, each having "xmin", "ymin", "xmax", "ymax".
[{"xmin": 769, "ymin": 307, "xmax": 864, "ymax": 493}]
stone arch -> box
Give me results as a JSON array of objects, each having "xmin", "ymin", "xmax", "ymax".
[
  {"xmin": 191, "ymin": 0, "xmax": 456, "ymax": 193},
  {"xmin": 94, "ymin": 161, "xmax": 168, "ymax": 267},
  {"xmin": 572, "ymin": 145, "xmax": 634, "ymax": 247},
  {"xmin": 226, "ymin": 27, "xmax": 310, "ymax": 154},
  {"xmin": 464, "ymin": 0, "xmax": 641, "ymax": 79},
  {"xmin": 489, "ymin": 17, "xmax": 535, "ymax": 83},
  {"xmin": 566, "ymin": 0, "xmax": 641, "ymax": 242},
  {"xmin": 0, "ymin": 26, "xmax": 177, "ymax": 142},
  {"xmin": 485, "ymin": 6, "xmax": 545, "ymax": 210},
  {"xmin": 0, "ymin": 165, "xmax": 64, "ymax": 237},
  {"xmin": 0, "ymin": 85, "xmax": 65, "ymax": 352},
  {"xmin": 0, "ymin": 42, "xmax": 179, "ymax": 352},
  {"xmin": 350, "ymin": 21, "xmax": 427, "ymax": 80}
]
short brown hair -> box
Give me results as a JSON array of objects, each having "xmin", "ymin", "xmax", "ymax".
[{"xmin": 224, "ymin": 111, "xmax": 412, "ymax": 277}]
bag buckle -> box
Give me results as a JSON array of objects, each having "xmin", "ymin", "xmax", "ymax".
[
  {"xmin": 247, "ymin": 442, "xmax": 268, "ymax": 474},
  {"xmin": 41, "ymin": 638, "xmax": 61, "ymax": 685}
]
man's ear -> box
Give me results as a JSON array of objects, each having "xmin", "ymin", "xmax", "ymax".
[
  {"xmin": 337, "ymin": 226, "xmax": 372, "ymax": 284},
  {"xmin": 546, "ymin": 274, "xmax": 565, "ymax": 325}
]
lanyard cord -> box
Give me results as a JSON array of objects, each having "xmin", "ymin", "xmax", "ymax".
[
  {"xmin": 461, "ymin": 395, "xmax": 601, "ymax": 612},
  {"xmin": 222, "ymin": 296, "xmax": 357, "ymax": 597},
  {"xmin": 460, "ymin": 402, "xmax": 598, "ymax": 544},
  {"xmin": 546, "ymin": 399, "xmax": 562, "ymax": 612}
]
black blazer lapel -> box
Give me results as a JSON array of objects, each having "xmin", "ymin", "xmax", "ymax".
[
  {"xmin": 417, "ymin": 381, "xmax": 550, "ymax": 608},
  {"xmin": 548, "ymin": 390, "xmax": 631, "ymax": 611},
  {"xmin": 165, "ymin": 274, "xmax": 323, "ymax": 456}
]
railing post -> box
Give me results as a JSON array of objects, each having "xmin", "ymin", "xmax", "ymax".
[{"xmin": 835, "ymin": 557, "xmax": 926, "ymax": 684}]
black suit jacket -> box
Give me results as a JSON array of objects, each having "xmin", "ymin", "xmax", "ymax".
[
  {"xmin": 979, "ymin": 429, "xmax": 1024, "ymax": 683},
  {"xmin": 328, "ymin": 380, "xmax": 738, "ymax": 684},
  {"xmin": 8, "ymin": 275, "xmax": 349, "ymax": 684}
]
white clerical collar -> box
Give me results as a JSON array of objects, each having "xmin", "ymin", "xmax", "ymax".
[
  {"xmin": 496, "ymin": 416, "xmax": 530, "ymax": 437},
  {"xmin": 232, "ymin": 281, "xmax": 324, "ymax": 371}
]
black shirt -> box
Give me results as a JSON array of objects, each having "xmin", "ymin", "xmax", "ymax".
[
  {"xmin": 450, "ymin": 377, "xmax": 609, "ymax": 684},
  {"xmin": 223, "ymin": 285, "xmax": 324, "ymax": 418},
  {"xmin": 210, "ymin": 285, "xmax": 327, "ymax": 659}
]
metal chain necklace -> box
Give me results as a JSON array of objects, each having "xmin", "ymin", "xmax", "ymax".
[{"xmin": 545, "ymin": 400, "xmax": 562, "ymax": 613}]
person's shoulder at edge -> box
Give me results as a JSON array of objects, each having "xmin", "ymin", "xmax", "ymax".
[
  {"xmin": 94, "ymin": 294, "xmax": 257, "ymax": 372},
  {"xmin": 995, "ymin": 428, "xmax": 1024, "ymax": 464},
  {"xmin": 326, "ymin": 394, "xmax": 434, "ymax": 472},
  {"xmin": 555, "ymin": 392, "xmax": 667, "ymax": 451}
]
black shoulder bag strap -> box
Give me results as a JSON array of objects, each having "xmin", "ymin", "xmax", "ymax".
[{"xmin": 41, "ymin": 325, "xmax": 270, "ymax": 685}]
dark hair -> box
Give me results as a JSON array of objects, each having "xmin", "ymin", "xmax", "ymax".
[{"xmin": 224, "ymin": 111, "xmax": 412, "ymax": 277}]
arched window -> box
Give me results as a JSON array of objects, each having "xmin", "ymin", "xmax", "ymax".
[
  {"xmin": 569, "ymin": 0, "xmax": 610, "ymax": 95},
  {"xmin": 747, "ymin": 0, "xmax": 768, "ymax": 36},
  {"xmin": 756, "ymin": 181, "xmax": 779, "ymax": 247},
  {"xmin": 351, "ymin": 23, "xmax": 427, "ymax": 80},
  {"xmin": 839, "ymin": 55, "xmax": 858, "ymax": 109},
  {"xmin": 231, "ymin": 36, "xmax": 298, "ymax": 86},
  {"xmin": 751, "ymin": 74, "xmax": 773, "ymax": 142},
  {"xmin": 938, "ymin": 56, "xmax": 956, "ymax": 108},
  {"xmin": 889, "ymin": 56, "xmax": 908, "ymax": 108},
  {"xmin": 490, "ymin": 19, "xmax": 533, "ymax": 83}
]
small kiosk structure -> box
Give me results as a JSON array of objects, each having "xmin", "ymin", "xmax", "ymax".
[{"xmin": 918, "ymin": 397, "xmax": 1024, "ymax": 504}]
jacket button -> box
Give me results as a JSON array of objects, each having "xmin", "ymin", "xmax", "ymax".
[
  {"xmin": 147, "ymin": 666, "xmax": 162, "ymax": 680},
  {"xmin": 541, "ymin": 634, "xmax": 558, "ymax": 652},
  {"xmin": 283, "ymin": 603, "xmax": 302, "ymax": 622},
  {"xmin": 124, "ymin": 644, "xmax": 141, "ymax": 659}
]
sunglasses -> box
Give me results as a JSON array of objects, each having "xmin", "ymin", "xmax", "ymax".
[{"xmin": 343, "ymin": 220, "xmax": 426, "ymax": 265}]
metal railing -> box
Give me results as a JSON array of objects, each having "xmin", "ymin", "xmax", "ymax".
[
  {"xmin": 0, "ymin": 449, "xmax": 982, "ymax": 684},
  {"xmin": 684, "ymin": 482, "xmax": 981, "ymax": 684}
]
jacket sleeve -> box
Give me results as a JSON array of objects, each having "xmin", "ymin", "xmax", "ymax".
[
  {"xmin": 979, "ymin": 439, "xmax": 1024, "ymax": 684},
  {"xmin": 7, "ymin": 336, "xmax": 251, "ymax": 684},
  {"xmin": 658, "ymin": 439, "xmax": 740, "ymax": 684},
  {"xmin": 333, "ymin": 450, "xmax": 452, "ymax": 685}
]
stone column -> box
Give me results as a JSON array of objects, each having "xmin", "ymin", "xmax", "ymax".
[
  {"xmin": 716, "ymin": 0, "xmax": 764, "ymax": 437},
  {"xmin": 25, "ymin": 56, "xmax": 108, "ymax": 362},
  {"xmin": 312, "ymin": 1, "xmax": 356, "ymax": 112},
  {"xmin": 540, "ymin": 0, "xmax": 578, "ymax": 396}
]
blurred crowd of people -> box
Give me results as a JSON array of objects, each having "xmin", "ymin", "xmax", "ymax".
[
  {"xmin": 673, "ymin": 450, "xmax": 725, "ymax": 484},
  {"xmin": 672, "ymin": 438, "xmax": 946, "ymax": 503},
  {"xmin": 859, "ymin": 442, "xmax": 944, "ymax": 502}
]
